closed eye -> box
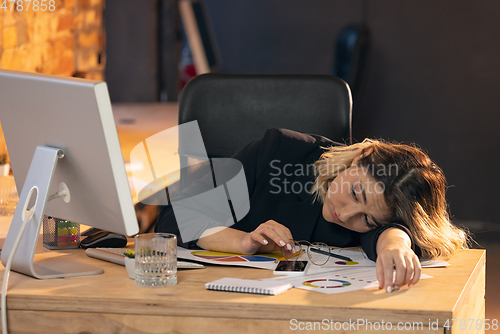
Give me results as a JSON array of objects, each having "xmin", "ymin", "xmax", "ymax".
[
  {"xmin": 353, "ymin": 183, "xmax": 376, "ymax": 228},
  {"xmin": 364, "ymin": 214, "xmax": 375, "ymax": 228}
]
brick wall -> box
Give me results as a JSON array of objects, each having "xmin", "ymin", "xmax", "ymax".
[{"xmin": 0, "ymin": 0, "xmax": 105, "ymax": 80}]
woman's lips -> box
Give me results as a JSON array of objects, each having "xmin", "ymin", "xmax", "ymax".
[{"xmin": 332, "ymin": 205, "xmax": 343, "ymax": 224}]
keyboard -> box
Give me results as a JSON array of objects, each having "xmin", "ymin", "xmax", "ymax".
[{"xmin": 85, "ymin": 247, "xmax": 205, "ymax": 269}]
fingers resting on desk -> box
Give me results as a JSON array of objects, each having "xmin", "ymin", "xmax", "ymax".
[{"xmin": 376, "ymin": 247, "xmax": 421, "ymax": 293}]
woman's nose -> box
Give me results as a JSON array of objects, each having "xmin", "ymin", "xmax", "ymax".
[{"xmin": 339, "ymin": 205, "xmax": 358, "ymax": 223}]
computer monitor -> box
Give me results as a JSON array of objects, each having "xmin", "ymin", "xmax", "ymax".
[{"xmin": 0, "ymin": 69, "xmax": 139, "ymax": 279}]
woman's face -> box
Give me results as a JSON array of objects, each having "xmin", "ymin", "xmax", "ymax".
[{"xmin": 322, "ymin": 153, "xmax": 390, "ymax": 233}]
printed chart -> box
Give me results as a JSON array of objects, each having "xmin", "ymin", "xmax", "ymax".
[
  {"xmin": 305, "ymin": 250, "xmax": 374, "ymax": 276},
  {"xmin": 264, "ymin": 266, "xmax": 433, "ymax": 294},
  {"xmin": 295, "ymin": 268, "xmax": 380, "ymax": 294},
  {"xmin": 334, "ymin": 261, "xmax": 359, "ymax": 266},
  {"xmin": 177, "ymin": 247, "xmax": 281, "ymax": 270},
  {"xmin": 302, "ymin": 278, "xmax": 352, "ymax": 288},
  {"xmin": 191, "ymin": 250, "xmax": 279, "ymax": 263}
]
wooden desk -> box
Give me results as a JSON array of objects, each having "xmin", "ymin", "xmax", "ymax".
[
  {"xmin": 0, "ymin": 216, "xmax": 485, "ymax": 334},
  {"xmin": 0, "ymin": 103, "xmax": 487, "ymax": 333}
]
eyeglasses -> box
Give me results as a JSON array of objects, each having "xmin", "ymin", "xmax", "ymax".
[{"xmin": 280, "ymin": 240, "xmax": 363, "ymax": 266}]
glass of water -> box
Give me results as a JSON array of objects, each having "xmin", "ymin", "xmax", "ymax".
[{"xmin": 134, "ymin": 233, "xmax": 177, "ymax": 287}]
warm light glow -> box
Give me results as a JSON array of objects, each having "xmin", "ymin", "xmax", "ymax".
[{"xmin": 0, "ymin": 0, "xmax": 105, "ymax": 80}]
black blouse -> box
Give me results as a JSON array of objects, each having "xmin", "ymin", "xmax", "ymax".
[{"xmin": 156, "ymin": 128, "xmax": 418, "ymax": 261}]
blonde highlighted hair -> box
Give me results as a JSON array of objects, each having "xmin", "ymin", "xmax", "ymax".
[{"xmin": 311, "ymin": 139, "xmax": 468, "ymax": 260}]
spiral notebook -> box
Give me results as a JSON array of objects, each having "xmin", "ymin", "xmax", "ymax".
[{"xmin": 205, "ymin": 278, "xmax": 293, "ymax": 295}]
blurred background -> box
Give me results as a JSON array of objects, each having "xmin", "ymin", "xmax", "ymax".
[
  {"xmin": 104, "ymin": 0, "xmax": 500, "ymax": 230},
  {"xmin": 0, "ymin": 0, "xmax": 498, "ymax": 322}
]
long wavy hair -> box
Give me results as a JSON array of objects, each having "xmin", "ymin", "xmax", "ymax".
[{"xmin": 311, "ymin": 139, "xmax": 469, "ymax": 260}]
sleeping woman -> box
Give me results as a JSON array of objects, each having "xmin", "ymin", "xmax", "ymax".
[{"xmin": 155, "ymin": 128, "xmax": 469, "ymax": 293}]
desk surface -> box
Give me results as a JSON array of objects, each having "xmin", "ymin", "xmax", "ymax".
[
  {"xmin": 0, "ymin": 218, "xmax": 485, "ymax": 334},
  {"xmin": 0, "ymin": 103, "xmax": 486, "ymax": 333}
]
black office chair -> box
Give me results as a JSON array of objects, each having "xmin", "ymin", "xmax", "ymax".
[
  {"xmin": 178, "ymin": 73, "xmax": 352, "ymax": 162},
  {"xmin": 144, "ymin": 74, "xmax": 353, "ymax": 233}
]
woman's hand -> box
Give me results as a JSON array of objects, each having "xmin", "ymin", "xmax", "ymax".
[
  {"xmin": 376, "ymin": 228, "xmax": 421, "ymax": 293},
  {"xmin": 240, "ymin": 220, "xmax": 295, "ymax": 255}
]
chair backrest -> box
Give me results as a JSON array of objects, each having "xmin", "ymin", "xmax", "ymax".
[
  {"xmin": 332, "ymin": 24, "xmax": 370, "ymax": 105},
  {"xmin": 178, "ymin": 73, "xmax": 352, "ymax": 159}
]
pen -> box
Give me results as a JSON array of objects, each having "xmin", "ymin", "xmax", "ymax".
[{"xmin": 310, "ymin": 247, "xmax": 353, "ymax": 262}]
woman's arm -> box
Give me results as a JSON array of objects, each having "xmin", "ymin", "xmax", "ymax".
[
  {"xmin": 156, "ymin": 129, "xmax": 284, "ymax": 245},
  {"xmin": 195, "ymin": 227, "xmax": 250, "ymax": 253},
  {"xmin": 196, "ymin": 220, "xmax": 294, "ymax": 255},
  {"xmin": 375, "ymin": 228, "xmax": 421, "ymax": 292}
]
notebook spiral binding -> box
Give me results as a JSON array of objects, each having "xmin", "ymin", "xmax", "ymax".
[
  {"xmin": 205, "ymin": 278, "xmax": 292, "ymax": 295},
  {"xmin": 206, "ymin": 283, "xmax": 274, "ymax": 295}
]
